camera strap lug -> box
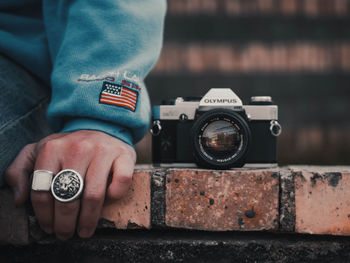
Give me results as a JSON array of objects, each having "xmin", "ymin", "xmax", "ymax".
[
  {"xmin": 270, "ymin": 120, "xmax": 282, "ymax": 137},
  {"xmin": 150, "ymin": 120, "xmax": 162, "ymax": 136}
]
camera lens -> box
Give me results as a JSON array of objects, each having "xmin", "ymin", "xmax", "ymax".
[
  {"xmin": 201, "ymin": 120, "xmax": 242, "ymax": 159},
  {"xmin": 191, "ymin": 109, "xmax": 251, "ymax": 169}
]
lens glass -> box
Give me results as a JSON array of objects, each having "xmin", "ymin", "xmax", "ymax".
[{"xmin": 201, "ymin": 120, "xmax": 242, "ymax": 160}]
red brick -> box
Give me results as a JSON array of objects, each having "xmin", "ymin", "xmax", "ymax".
[
  {"xmin": 334, "ymin": 0, "xmax": 348, "ymax": 16},
  {"xmin": 185, "ymin": 0, "xmax": 201, "ymax": 14},
  {"xmin": 217, "ymin": 46, "xmax": 234, "ymax": 72},
  {"xmin": 201, "ymin": 0, "xmax": 218, "ymax": 14},
  {"xmin": 271, "ymin": 45, "xmax": 288, "ymax": 71},
  {"xmin": 303, "ymin": 0, "xmax": 319, "ymax": 16},
  {"xmin": 165, "ymin": 169, "xmax": 279, "ymax": 231},
  {"xmin": 280, "ymin": 0, "xmax": 297, "ymax": 15},
  {"xmin": 225, "ymin": 0, "xmax": 241, "ymax": 15},
  {"xmin": 166, "ymin": 0, "xmax": 349, "ymax": 16},
  {"xmin": 101, "ymin": 170, "xmax": 151, "ymax": 229},
  {"xmin": 294, "ymin": 169, "xmax": 350, "ymax": 235},
  {"xmin": 187, "ymin": 45, "xmax": 204, "ymax": 73},
  {"xmin": 258, "ymin": 0, "xmax": 275, "ymax": 13},
  {"xmin": 152, "ymin": 43, "xmax": 350, "ymax": 74}
]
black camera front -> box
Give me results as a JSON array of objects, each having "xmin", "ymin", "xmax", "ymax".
[
  {"xmin": 191, "ymin": 109, "xmax": 251, "ymax": 169},
  {"xmin": 151, "ymin": 89, "xmax": 281, "ymax": 169}
]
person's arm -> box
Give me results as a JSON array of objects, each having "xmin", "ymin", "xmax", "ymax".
[
  {"xmin": 45, "ymin": 0, "xmax": 166, "ymax": 145},
  {"xmin": 5, "ymin": 0, "xmax": 166, "ymax": 240}
]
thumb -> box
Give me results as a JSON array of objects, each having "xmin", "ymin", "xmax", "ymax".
[{"xmin": 4, "ymin": 143, "xmax": 36, "ymax": 206}]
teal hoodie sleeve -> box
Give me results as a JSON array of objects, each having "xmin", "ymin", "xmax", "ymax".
[{"xmin": 43, "ymin": 0, "xmax": 166, "ymax": 146}]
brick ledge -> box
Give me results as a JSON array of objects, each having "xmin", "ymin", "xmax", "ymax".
[{"xmin": 1, "ymin": 165, "xmax": 350, "ymax": 245}]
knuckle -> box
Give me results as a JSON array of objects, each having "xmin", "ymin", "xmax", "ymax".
[
  {"xmin": 117, "ymin": 174, "xmax": 133, "ymax": 185},
  {"xmin": 36, "ymin": 140, "xmax": 46, "ymax": 150},
  {"xmin": 23, "ymin": 143, "xmax": 36, "ymax": 159},
  {"xmin": 4, "ymin": 166, "xmax": 16, "ymax": 179},
  {"xmin": 23, "ymin": 143, "xmax": 36, "ymax": 152},
  {"xmin": 40, "ymin": 140, "xmax": 62, "ymax": 155},
  {"xmin": 84, "ymin": 191, "xmax": 104, "ymax": 205},
  {"xmin": 129, "ymin": 150, "xmax": 137, "ymax": 163},
  {"xmin": 117, "ymin": 145, "xmax": 128, "ymax": 155},
  {"xmin": 119, "ymin": 146, "xmax": 136, "ymax": 162},
  {"xmin": 95, "ymin": 143, "xmax": 111, "ymax": 154},
  {"xmin": 31, "ymin": 193, "xmax": 51, "ymax": 205},
  {"xmin": 70, "ymin": 140, "xmax": 93, "ymax": 156},
  {"xmin": 108, "ymin": 187, "xmax": 126, "ymax": 200},
  {"xmin": 58, "ymin": 202, "xmax": 78, "ymax": 215}
]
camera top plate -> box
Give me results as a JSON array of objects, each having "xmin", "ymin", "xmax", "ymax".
[
  {"xmin": 199, "ymin": 88, "xmax": 243, "ymax": 108},
  {"xmin": 153, "ymin": 88, "xmax": 278, "ymax": 121}
]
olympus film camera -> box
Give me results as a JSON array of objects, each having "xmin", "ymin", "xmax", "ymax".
[{"xmin": 150, "ymin": 89, "xmax": 282, "ymax": 169}]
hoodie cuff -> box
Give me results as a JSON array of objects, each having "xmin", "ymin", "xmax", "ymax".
[{"xmin": 61, "ymin": 118, "xmax": 134, "ymax": 146}]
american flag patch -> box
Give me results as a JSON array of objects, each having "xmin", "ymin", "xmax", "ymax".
[{"xmin": 99, "ymin": 82, "xmax": 138, "ymax": 111}]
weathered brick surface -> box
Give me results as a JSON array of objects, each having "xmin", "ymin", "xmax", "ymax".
[
  {"xmin": 101, "ymin": 170, "xmax": 151, "ymax": 229},
  {"xmin": 279, "ymin": 168, "xmax": 295, "ymax": 232},
  {"xmin": 165, "ymin": 169, "xmax": 279, "ymax": 231},
  {"xmin": 4, "ymin": 232, "xmax": 350, "ymax": 263},
  {"xmin": 0, "ymin": 188, "xmax": 28, "ymax": 245},
  {"xmin": 4, "ymin": 166, "xmax": 350, "ymax": 246},
  {"xmin": 293, "ymin": 166, "xmax": 350, "ymax": 235},
  {"xmin": 150, "ymin": 170, "xmax": 166, "ymax": 228}
]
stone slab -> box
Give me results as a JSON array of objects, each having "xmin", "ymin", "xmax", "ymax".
[
  {"xmin": 3, "ymin": 231, "xmax": 350, "ymax": 263},
  {"xmin": 165, "ymin": 169, "xmax": 279, "ymax": 231},
  {"xmin": 279, "ymin": 168, "xmax": 295, "ymax": 232},
  {"xmin": 101, "ymin": 170, "xmax": 151, "ymax": 229}
]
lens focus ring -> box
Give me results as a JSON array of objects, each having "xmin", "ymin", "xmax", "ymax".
[{"xmin": 191, "ymin": 109, "xmax": 251, "ymax": 169}]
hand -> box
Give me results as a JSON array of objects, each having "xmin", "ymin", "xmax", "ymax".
[{"xmin": 4, "ymin": 130, "xmax": 136, "ymax": 240}]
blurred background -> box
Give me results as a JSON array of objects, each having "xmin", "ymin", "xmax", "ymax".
[{"xmin": 136, "ymin": 0, "xmax": 350, "ymax": 165}]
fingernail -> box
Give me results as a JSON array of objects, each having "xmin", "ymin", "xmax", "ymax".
[
  {"xmin": 56, "ymin": 234, "xmax": 71, "ymax": 241},
  {"xmin": 42, "ymin": 226, "xmax": 53, "ymax": 234},
  {"xmin": 79, "ymin": 228, "xmax": 91, "ymax": 238}
]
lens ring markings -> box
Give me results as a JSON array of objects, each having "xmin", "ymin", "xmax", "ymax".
[{"xmin": 191, "ymin": 109, "xmax": 251, "ymax": 169}]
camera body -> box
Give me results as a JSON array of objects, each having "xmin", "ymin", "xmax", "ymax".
[{"xmin": 151, "ymin": 89, "xmax": 281, "ymax": 169}]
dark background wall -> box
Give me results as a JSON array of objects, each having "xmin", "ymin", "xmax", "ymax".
[{"xmin": 136, "ymin": 0, "xmax": 350, "ymax": 165}]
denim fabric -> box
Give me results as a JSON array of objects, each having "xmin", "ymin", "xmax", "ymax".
[{"xmin": 0, "ymin": 55, "xmax": 52, "ymax": 186}]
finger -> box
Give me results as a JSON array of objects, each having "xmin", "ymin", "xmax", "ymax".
[
  {"xmin": 78, "ymin": 154, "xmax": 114, "ymax": 238},
  {"xmin": 107, "ymin": 153, "xmax": 135, "ymax": 200},
  {"xmin": 54, "ymin": 146, "xmax": 93, "ymax": 240},
  {"xmin": 4, "ymin": 143, "xmax": 36, "ymax": 206},
  {"xmin": 34, "ymin": 133, "xmax": 69, "ymax": 156},
  {"xmin": 31, "ymin": 140, "xmax": 62, "ymax": 234}
]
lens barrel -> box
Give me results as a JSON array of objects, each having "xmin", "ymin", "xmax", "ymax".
[{"xmin": 191, "ymin": 109, "xmax": 251, "ymax": 169}]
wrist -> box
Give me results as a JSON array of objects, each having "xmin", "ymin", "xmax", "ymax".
[{"xmin": 61, "ymin": 118, "xmax": 134, "ymax": 146}]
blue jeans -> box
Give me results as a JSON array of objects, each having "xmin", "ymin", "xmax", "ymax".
[{"xmin": 0, "ymin": 55, "xmax": 52, "ymax": 186}]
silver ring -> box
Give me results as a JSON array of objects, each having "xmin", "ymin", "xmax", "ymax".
[
  {"xmin": 51, "ymin": 169, "xmax": 84, "ymax": 203},
  {"xmin": 31, "ymin": 170, "xmax": 54, "ymax": 191}
]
